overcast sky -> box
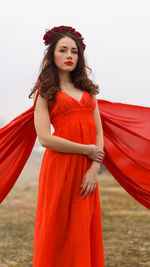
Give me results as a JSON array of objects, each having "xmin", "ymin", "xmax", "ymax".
[{"xmin": 0, "ymin": 0, "xmax": 150, "ymax": 125}]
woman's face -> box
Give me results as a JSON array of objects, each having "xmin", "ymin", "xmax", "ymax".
[{"xmin": 53, "ymin": 36, "xmax": 79, "ymax": 72}]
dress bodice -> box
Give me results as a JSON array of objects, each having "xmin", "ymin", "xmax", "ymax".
[{"xmin": 48, "ymin": 90, "xmax": 96, "ymax": 132}]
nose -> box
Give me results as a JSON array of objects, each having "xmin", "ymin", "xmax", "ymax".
[{"xmin": 66, "ymin": 51, "xmax": 72, "ymax": 58}]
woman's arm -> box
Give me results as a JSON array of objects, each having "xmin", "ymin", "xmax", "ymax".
[
  {"xmin": 33, "ymin": 91, "xmax": 92, "ymax": 155},
  {"xmin": 90, "ymin": 95, "xmax": 104, "ymax": 170}
]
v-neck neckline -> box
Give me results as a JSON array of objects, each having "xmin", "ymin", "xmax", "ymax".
[{"xmin": 59, "ymin": 90, "xmax": 85, "ymax": 104}]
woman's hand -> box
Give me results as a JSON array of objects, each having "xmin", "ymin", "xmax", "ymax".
[
  {"xmin": 87, "ymin": 145, "xmax": 105, "ymax": 162},
  {"xmin": 80, "ymin": 167, "xmax": 99, "ymax": 199}
]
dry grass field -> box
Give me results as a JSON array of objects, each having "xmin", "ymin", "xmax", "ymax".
[{"xmin": 0, "ymin": 150, "xmax": 150, "ymax": 267}]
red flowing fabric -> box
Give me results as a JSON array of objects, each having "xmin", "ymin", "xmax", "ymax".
[
  {"xmin": 0, "ymin": 84, "xmax": 41, "ymax": 203},
  {"xmin": 99, "ymin": 100, "xmax": 150, "ymax": 209},
  {"xmin": 0, "ymin": 86, "xmax": 150, "ymax": 208}
]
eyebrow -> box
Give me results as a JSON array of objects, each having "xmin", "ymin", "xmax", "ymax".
[{"xmin": 59, "ymin": 46, "xmax": 78, "ymax": 50}]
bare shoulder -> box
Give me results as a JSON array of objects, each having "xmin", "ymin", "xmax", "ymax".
[
  {"xmin": 92, "ymin": 94, "xmax": 97, "ymax": 108},
  {"xmin": 33, "ymin": 90, "xmax": 49, "ymax": 111},
  {"xmin": 33, "ymin": 89, "xmax": 38, "ymax": 105},
  {"xmin": 92, "ymin": 94, "xmax": 97, "ymax": 101},
  {"xmin": 92, "ymin": 94, "xmax": 103, "ymax": 134}
]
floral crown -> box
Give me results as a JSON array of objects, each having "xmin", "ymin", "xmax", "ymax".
[{"xmin": 43, "ymin": 25, "xmax": 86, "ymax": 51}]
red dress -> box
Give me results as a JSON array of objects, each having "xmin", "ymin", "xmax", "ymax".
[
  {"xmin": 0, "ymin": 84, "xmax": 150, "ymax": 266},
  {"xmin": 33, "ymin": 90, "xmax": 105, "ymax": 267}
]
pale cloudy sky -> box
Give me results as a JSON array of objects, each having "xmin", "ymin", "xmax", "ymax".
[{"xmin": 0, "ymin": 0, "xmax": 150, "ymax": 125}]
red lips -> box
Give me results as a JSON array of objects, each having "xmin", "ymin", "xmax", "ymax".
[{"xmin": 65, "ymin": 61, "xmax": 73, "ymax": 65}]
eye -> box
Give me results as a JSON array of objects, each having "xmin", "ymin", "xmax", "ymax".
[{"xmin": 59, "ymin": 50, "xmax": 78, "ymax": 54}]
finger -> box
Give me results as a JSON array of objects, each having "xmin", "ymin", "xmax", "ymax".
[
  {"xmin": 90, "ymin": 184, "xmax": 96, "ymax": 194},
  {"xmin": 98, "ymin": 154, "xmax": 104, "ymax": 159},
  {"xmin": 83, "ymin": 184, "xmax": 91, "ymax": 199},
  {"xmin": 99, "ymin": 152, "xmax": 105, "ymax": 158},
  {"xmin": 92, "ymin": 186, "xmax": 96, "ymax": 194},
  {"xmin": 100, "ymin": 154, "xmax": 105, "ymax": 159},
  {"xmin": 89, "ymin": 184, "xmax": 95, "ymax": 194},
  {"xmin": 80, "ymin": 183, "xmax": 88, "ymax": 195},
  {"xmin": 87, "ymin": 185, "xmax": 92, "ymax": 195},
  {"xmin": 98, "ymin": 155, "xmax": 104, "ymax": 161},
  {"xmin": 80, "ymin": 187, "xmax": 85, "ymax": 195},
  {"xmin": 83, "ymin": 185, "xmax": 90, "ymax": 198}
]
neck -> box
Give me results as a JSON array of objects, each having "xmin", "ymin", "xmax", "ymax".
[{"xmin": 58, "ymin": 70, "xmax": 73, "ymax": 87}]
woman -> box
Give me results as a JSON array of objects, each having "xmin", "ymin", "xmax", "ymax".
[
  {"xmin": 30, "ymin": 26, "xmax": 105, "ymax": 266},
  {"xmin": 1, "ymin": 25, "xmax": 149, "ymax": 267}
]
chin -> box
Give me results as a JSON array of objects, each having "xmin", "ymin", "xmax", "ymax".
[{"xmin": 63, "ymin": 66, "xmax": 74, "ymax": 71}]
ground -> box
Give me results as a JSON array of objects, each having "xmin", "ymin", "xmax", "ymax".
[{"xmin": 0, "ymin": 150, "xmax": 150, "ymax": 267}]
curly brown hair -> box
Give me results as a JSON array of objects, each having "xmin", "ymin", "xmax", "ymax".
[{"xmin": 28, "ymin": 31, "xmax": 100, "ymax": 105}]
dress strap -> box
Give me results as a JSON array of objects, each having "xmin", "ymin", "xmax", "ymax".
[{"xmin": 33, "ymin": 82, "xmax": 42, "ymax": 110}]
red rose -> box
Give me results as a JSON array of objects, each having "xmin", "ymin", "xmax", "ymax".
[{"xmin": 43, "ymin": 25, "xmax": 86, "ymax": 50}]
